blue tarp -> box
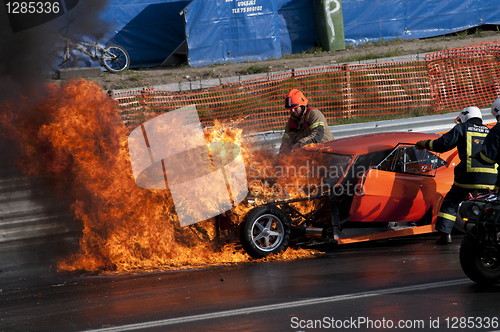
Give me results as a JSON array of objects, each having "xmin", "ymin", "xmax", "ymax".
[
  {"xmin": 184, "ymin": 0, "xmax": 282, "ymax": 67},
  {"xmin": 100, "ymin": 0, "xmax": 500, "ymax": 68},
  {"xmin": 102, "ymin": 0, "xmax": 189, "ymax": 68},
  {"xmin": 342, "ymin": 0, "xmax": 500, "ymax": 45},
  {"xmin": 277, "ymin": 0, "xmax": 319, "ymax": 55}
]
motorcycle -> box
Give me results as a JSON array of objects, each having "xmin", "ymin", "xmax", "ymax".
[{"xmin": 457, "ymin": 193, "xmax": 500, "ymax": 284}]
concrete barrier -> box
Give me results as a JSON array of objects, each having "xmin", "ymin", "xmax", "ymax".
[
  {"xmin": 244, "ymin": 109, "xmax": 495, "ymax": 152},
  {"xmin": 57, "ymin": 67, "xmax": 102, "ymax": 80}
]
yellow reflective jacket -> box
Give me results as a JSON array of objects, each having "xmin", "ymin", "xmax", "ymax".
[{"xmin": 279, "ymin": 106, "xmax": 334, "ymax": 154}]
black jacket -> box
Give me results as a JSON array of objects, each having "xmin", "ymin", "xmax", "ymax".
[
  {"xmin": 423, "ymin": 118, "xmax": 496, "ymax": 189},
  {"xmin": 476, "ymin": 121, "xmax": 500, "ymax": 187}
]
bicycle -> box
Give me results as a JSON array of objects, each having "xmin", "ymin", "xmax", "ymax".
[{"xmin": 51, "ymin": 32, "xmax": 130, "ymax": 74}]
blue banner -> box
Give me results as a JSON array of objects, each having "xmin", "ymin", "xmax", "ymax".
[
  {"xmin": 277, "ymin": 0, "xmax": 319, "ymax": 55},
  {"xmin": 103, "ymin": 0, "xmax": 190, "ymax": 68},
  {"xmin": 342, "ymin": 0, "xmax": 500, "ymax": 46},
  {"xmin": 184, "ymin": 0, "xmax": 282, "ymax": 67}
]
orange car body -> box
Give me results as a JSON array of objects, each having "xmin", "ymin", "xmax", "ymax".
[
  {"xmin": 233, "ymin": 130, "xmax": 467, "ymax": 257},
  {"xmin": 305, "ymin": 131, "xmax": 459, "ymax": 244}
]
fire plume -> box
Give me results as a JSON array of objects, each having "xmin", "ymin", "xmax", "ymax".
[{"xmin": 0, "ymin": 79, "xmax": 318, "ymax": 273}]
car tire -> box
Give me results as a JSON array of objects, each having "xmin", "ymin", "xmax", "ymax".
[
  {"xmin": 240, "ymin": 205, "xmax": 291, "ymax": 259},
  {"xmin": 459, "ymin": 233, "xmax": 500, "ymax": 284}
]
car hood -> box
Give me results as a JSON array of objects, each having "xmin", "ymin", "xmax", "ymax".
[{"xmin": 304, "ymin": 132, "xmax": 442, "ymax": 155}]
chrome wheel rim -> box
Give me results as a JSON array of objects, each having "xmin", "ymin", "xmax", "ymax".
[{"xmin": 250, "ymin": 214, "xmax": 284, "ymax": 252}]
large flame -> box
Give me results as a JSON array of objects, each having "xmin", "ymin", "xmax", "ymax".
[{"xmin": 0, "ymin": 79, "xmax": 320, "ymax": 273}]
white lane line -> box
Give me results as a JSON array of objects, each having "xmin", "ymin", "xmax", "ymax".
[{"xmin": 83, "ymin": 278, "xmax": 471, "ymax": 332}]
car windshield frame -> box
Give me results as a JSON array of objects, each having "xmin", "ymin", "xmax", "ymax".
[
  {"xmin": 316, "ymin": 152, "xmax": 356, "ymax": 189},
  {"xmin": 374, "ymin": 143, "xmax": 446, "ymax": 177}
]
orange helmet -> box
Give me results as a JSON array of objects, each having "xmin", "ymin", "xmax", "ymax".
[{"xmin": 285, "ymin": 89, "xmax": 308, "ymax": 109}]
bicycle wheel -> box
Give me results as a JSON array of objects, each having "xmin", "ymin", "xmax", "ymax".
[
  {"xmin": 50, "ymin": 47, "xmax": 78, "ymax": 72},
  {"xmin": 102, "ymin": 44, "xmax": 130, "ymax": 73}
]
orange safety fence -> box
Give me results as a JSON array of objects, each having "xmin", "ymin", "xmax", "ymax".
[
  {"xmin": 425, "ymin": 41, "xmax": 500, "ymax": 113},
  {"xmin": 113, "ymin": 41, "xmax": 500, "ymax": 134}
]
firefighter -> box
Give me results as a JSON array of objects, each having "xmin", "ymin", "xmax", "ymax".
[
  {"xmin": 471, "ymin": 97, "xmax": 500, "ymax": 189},
  {"xmin": 278, "ymin": 89, "xmax": 334, "ymax": 155},
  {"xmin": 415, "ymin": 106, "xmax": 496, "ymax": 244}
]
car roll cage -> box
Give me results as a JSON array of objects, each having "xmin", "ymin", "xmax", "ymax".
[{"xmin": 373, "ymin": 143, "xmax": 444, "ymax": 177}]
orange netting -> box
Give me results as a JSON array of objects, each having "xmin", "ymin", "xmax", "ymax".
[
  {"xmin": 426, "ymin": 41, "xmax": 500, "ymax": 113},
  {"xmin": 113, "ymin": 41, "xmax": 500, "ymax": 133}
]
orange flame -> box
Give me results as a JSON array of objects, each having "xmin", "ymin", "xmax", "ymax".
[{"xmin": 0, "ymin": 79, "xmax": 319, "ymax": 273}]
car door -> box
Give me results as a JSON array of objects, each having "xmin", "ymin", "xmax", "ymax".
[{"xmin": 349, "ymin": 144, "xmax": 445, "ymax": 223}]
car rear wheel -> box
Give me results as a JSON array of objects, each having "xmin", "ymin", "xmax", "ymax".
[
  {"xmin": 240, "ymin": 205, "xmax": 291, "ymax": 259},
  {"xmin": 460, "ymin": 233, "xmax": 500, "ymax": 284}
]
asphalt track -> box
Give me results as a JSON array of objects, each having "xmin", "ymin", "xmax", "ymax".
[{"xmin": 1, "ymin": 232, "xmax": 500, "ymax": 332}]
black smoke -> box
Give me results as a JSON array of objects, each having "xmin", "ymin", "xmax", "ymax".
[{"xmin": 0, "ymin": 0, "xmax": 112, "ymax": 106}]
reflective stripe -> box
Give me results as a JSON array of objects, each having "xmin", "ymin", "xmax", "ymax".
[
  {"xmin": 480, "ymin": 151, "xmax": 496, "ymax": 165},
  {"xmin": 283, "ymin": 133, "xmax": 290, "ymax": 138},
  {"xmin": 453, "ymin": 181, "xmax": 495, "ymax": 189},
  {"xmin": 309, "ymin": 122, "xmax": 324, "ymax": 130},
  {"xmin": 467, "ymin": 131, "xmax": 496, "ymax": 173},
  {"xmin": 429, "ymin": 140, "xmax": 434, "ymax": 150},
  {"xmin": 438, "ymin": 212, "xmax": 456, "ymax": 222}
]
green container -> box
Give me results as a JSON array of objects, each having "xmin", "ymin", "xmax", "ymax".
[{"xmin": 313, "ymin": 0, "xmax": 346, "ymax": 51}]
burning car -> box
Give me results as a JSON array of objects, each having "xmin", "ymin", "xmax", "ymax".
[{"xmin": 216, "ymin": 131, "xmax": 458, "ymax": 258}]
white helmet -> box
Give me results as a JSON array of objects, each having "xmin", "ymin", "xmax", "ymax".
[
  {"xmin": 456, "ymin": 106, "xmax": 482, "ymax": 124},
  {"xmin": 491, "ymin": 97, "xmax": 500, "ymax": 119}
]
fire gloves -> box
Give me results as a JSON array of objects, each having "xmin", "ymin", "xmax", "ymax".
[{"xmin": 415, "ymin": 140, "xmax": 429, "ymax": 150}]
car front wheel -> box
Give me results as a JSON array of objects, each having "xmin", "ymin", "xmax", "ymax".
[
  {"xmin": 460, "ymin": 233, "xmax": 500, "ymax": 284},
  {"xmin": 240, "ymin": 205, "xmax": 291, "ymax": 259}
]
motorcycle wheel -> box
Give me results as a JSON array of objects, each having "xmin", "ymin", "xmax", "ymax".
[
  {"xmin": 103, "ymin": 44, "xmax": 130, "ymax": 73},
  {"xmin": 240, "ymin": 205, "xmax": 291, "ymax": 259},
  {"xmin": 460, "ymin": 233, "xmax": 500, "ymax": 284}
]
